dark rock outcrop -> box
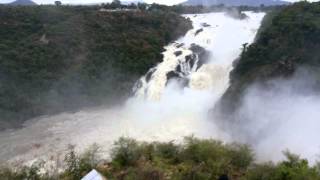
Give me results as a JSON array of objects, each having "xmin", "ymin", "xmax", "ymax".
[
  {"xmin": 189, "ymin": 44, "xmax": 210, "ymax": 69},
  {"xmin": 195, "ymin": 28, "xmax": 204, "ymax": 36},
  {"xmin": 174, "ymin": 51, "xmax": 183, "ymax": 57},
  {"xmin": 164, "ymin": 44, "xmax": 211, "ymax": 89},
  {"xmin": 201, "ymin": 23, "xmax": 211, "ymax": 27},
  {"xmin": 176, "ymin": 43, "xmax": 184, "ymax": 48},
  {"xmin": 145, "ymin": 68, "xmax": 156, "ymax": 82}
]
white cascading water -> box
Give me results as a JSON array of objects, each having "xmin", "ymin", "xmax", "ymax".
[{"xmin": 0, "ymin": 12, "xmax": 265, "ymax": 167}]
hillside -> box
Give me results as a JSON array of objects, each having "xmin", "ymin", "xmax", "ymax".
[
  {"xmin": 0, "ymin": 5, "xmax": 192, "ymax": 129},
  {"xmin": 182, "ymin": 0, "xmax": 289, "ymax": 7},
  {"xmin": 219, "ymin": 1, "xmax": 320, "ymax": 114},
  {"xmin": 8, "ymin": 0, "xmax": 37, "ymax": 5}
]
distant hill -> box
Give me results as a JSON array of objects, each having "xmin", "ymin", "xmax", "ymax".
[
  {"xmin": 8, "ymin": 0, "xmax": 37, "ymax": 5},
  {"xmin": 182, "ymin": 0, "xmax": 290, "ymax": 7}
]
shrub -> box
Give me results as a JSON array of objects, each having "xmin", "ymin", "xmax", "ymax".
[
  {"xmin": 62, "ymin": 144, "xmax": 100, "ymax": 179},
  {"xmin": 1, "ymin": 137, "xmax": 319, "ymax": 179},
  {"xmin": 111, "ymin": 137, "xmax": 143, "ymax": 167},
  {"xmin": 0, "ymin": 161, "xmax": 45, "ymax": 180},
  {"xmin": 245, "ymin": 151, "xmax": 320, "ymax": 180}
]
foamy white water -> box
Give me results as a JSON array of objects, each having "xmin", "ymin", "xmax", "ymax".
[{"xmin": 0, "ymin": 12, "xmax": 265, "ymax": 166}]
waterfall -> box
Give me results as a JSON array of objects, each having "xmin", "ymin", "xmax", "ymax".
[
  {"xmin": 133, "ymin": 12, "xmax": 265, "ymax": 102},
  {"xmin": 133, "ymin": 43, "xmax": 206, "ymax": 100},
  {"xmin": 0, "ymin": 12, "xmax": 265, "ymax": 167}
]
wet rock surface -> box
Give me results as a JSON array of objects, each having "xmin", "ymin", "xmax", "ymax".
[
  {"xmin": 195, "ymin": 28, "xmax": 204, "ymax": 36},
  {"xmin": 164, "ymin": 43, "xmax": 210, "ymax": 89},
  {"xmin": 176, "ymin": 43, "xmax": 184, "ymax": 48},
  {"xmin": 201, "ymin": 23, "xmax": 211, "ymax": 27},
  {"xmin": 145, "ymin": 68, "xmax": 156, "ymax": 82},
  {"xmin": 174, "ymin": 51, "xmax": 183, "ymax": 57},
  {"xmin": 190, "ymin": 44, "xmax": 210, "ymax": 70}
]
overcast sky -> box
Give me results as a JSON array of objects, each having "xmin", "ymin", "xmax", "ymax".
[{"xmin": 1, "ymin": 0, "xmax": 318, "ymax": 6}]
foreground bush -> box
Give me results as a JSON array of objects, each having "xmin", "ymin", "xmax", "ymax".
[{"xmin": 1, "ymin": 137, "xmax": 320, "ymax": 180}]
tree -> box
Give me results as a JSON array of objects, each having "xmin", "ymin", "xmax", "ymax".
[
  {"xmin": 137, "ymin": 2, "xmax": 147, "ymax": 11},
  {"xmin": 128, "ymin": 3, "xmax": 137, "ymax": 9},
  {"xmin": 54, "ymin": 1, "xmax": 62, "ymax": 6},
  {"xmin": 111, "ymin": 0, "xmax": 121, "ymax": 9}
]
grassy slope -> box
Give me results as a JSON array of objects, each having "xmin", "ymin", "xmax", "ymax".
[{"xmin": 0, "ymin": 5, "xmax": 192, "ymax": 128}]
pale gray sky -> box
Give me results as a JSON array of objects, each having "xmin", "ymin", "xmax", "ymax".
[{"xmin": 0, "ymin": 0, "xmax": 318, "ymax": 6}]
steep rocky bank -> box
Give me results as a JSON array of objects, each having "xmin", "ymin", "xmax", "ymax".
[
  {"xmin": 218, "ymin": 1, "xmax": 320, "ymax": 115},
  {"xmin": 0, "ymin": 6, "xmax": 192, "ymax": 129}
]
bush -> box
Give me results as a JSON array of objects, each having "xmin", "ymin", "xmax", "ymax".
[
  {"xmin": 62, "ymin": 144, "xmax": 100, "ymax": 179},
  {"xmin": 245, "ymin": 151, "xmax": 320, "ymax": 180},
  {"xmin": 0, "ymin": 161, "xmax": 46, "ymax": 180},
  {"xmin": 1, "ymin": 137, "xmax": 319, "ymax": 179},
  {"xmin": 111, "ymin": 138, "xmax": 143, "ymax": 167}
]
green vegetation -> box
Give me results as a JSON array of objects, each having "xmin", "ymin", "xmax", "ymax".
[
  {"xmin": 0, "ymin": 5, "xmax": 192, "ymax": 128},
  {"xmin": 1, "ymin": 137, "xmax": 320, "ymax": 179},
  {"xmin": 220, "ymin": 1, "xmax": 320, "ymax": 112}
]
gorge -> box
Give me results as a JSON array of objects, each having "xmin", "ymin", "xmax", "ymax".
[{"xmin": 0, "ymin": 11, "xmax": 265, "ymax": 166}]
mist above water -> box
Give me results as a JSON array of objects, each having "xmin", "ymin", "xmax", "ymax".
[{"xmin": 222, "ymin": 69, "xmax": 320, "ymax": 163}]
